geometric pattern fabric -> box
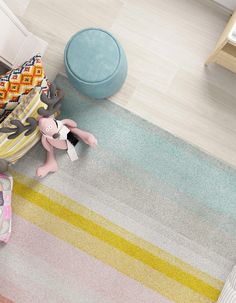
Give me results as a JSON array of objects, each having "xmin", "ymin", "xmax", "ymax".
[{"xmin": 0, "ymin": 54, "xmax": 48, "ymax": 123}]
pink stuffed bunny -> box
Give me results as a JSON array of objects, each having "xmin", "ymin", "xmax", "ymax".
[
  {"xmin": 37, "ymin": 117, "xmax": 97, "ymax": 178},
  {"xmin": 0, "ymin": 84, "xmax": 97, "ymax": 178}
]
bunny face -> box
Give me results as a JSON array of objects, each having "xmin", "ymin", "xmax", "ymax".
[{"xmin": 38, "ymin": 117, "xmax": 59, "ymax": 138}]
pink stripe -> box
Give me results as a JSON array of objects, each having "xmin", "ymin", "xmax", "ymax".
[
  {"xmin": 0, "ymin": 293, "xmax": 14, "ymax": 303},
  {"xmin": 3, "ymin": 205, "xmax": 11, "ymax": 220},
  {"xmin": 0, "ymin": 277, "xmax": 28, "ymax": 302},
  {"xmin": 4, "ymin": 214, "xmax": 173, "ymax": 303},
  {"xmin": 0, "ymin": 275, "xmax": 66, "ymax": 303}
]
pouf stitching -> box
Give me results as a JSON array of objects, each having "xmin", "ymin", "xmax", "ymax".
[{"xmin": 64, "ymin": 28, "xmax": 122, "ymax": 84}]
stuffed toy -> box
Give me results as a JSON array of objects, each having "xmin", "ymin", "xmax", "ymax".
[{"xmin": 0, "ymin": 84, "xmax": 97, "ymax": 178}]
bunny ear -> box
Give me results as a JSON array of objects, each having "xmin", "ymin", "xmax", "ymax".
[
  {"xmin": 0, "ymin": 117, "xmax": 38, "ymax": 139},
  {"xmin": 38, "ymin": 84, "xmax": 64, "ymax": 117}
]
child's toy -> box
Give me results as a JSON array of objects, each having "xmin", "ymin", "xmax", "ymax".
[
  {"xmin": 0, "ymin": 84, "xmax": 97, "ymax": 177},
  {"xmin": 0, "ymin": 173, "xmax": 13, "ymax": 243},
  {"xmin": 37, "ymin": 116, "xmax": 97, "ymax": 178}
]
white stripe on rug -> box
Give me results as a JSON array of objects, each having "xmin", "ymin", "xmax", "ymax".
[{"xmin": 217, "ymin": 266, "xmax": 236, "ymax": 303}]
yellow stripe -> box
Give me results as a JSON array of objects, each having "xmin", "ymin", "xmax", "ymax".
[
  {"xmin": 12, "ymin": 174, "xmax": 220, "ymax": 301},
  {"xmin": 11, "ymin": 170, "xmax": 223, "ymax": 290},
  {"xmin": 13, "ymin": 194, "xmax": 213, "ymax": 303}
]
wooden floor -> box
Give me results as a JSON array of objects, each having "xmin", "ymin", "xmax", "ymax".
[{"xmin": 20, "ymin": 0, "xmax": 236, "ymax": 167}]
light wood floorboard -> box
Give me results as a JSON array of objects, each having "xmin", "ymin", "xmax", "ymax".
[{"xmin": 20, "ymin": 0, "xmax": 236, "ymax": 167}]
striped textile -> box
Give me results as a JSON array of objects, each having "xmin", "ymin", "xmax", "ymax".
[
  {"xmin": 1, "ymin": 73, "xmax": 236, "ymax": 302},
  {"xmin": 217, "ymin": 267, "xmax": 236, "ymax": 303},
  {"xmin": 0, "ymin": 89, "xmax": 46, "ymax": 163},
  {"xmin": 1, "ymin": 170, "xmax": 223, "ymax": 303}
]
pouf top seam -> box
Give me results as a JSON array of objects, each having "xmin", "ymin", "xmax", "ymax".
[{"xmin": 64, "ymin": 28, "xmax": 122, "ymax": 84}]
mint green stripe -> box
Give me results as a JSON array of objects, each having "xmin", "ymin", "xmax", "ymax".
[{"xmin": 55, "ymin": 74, "xmax": 236, "ymax": 220}]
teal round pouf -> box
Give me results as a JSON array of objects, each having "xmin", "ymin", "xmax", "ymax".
[{"xmin": 64, "ymin": 28, "xmax": 128, "ymax": 99}]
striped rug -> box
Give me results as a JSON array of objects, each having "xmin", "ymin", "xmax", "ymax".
[{"xmin": 1, "ymin": 74, "xmax": 236, "ymax": 302}]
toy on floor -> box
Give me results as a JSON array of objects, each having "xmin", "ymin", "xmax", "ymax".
[
  {"xmin": 37, "ymin": 116, "xmax": 97, "ymax": 178},
  {"xmin": 0, "ymin": 84, "xmax": 97, "ymax": 178},
  {"xmin": 0, "ymin": 173, "xmax": 13, "ymax": 243}
]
